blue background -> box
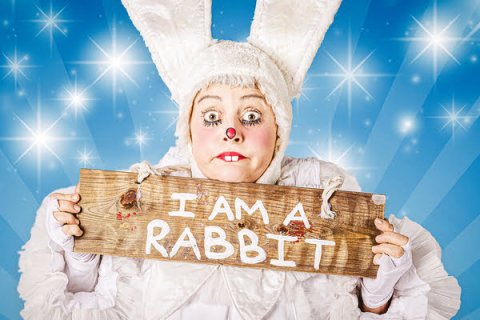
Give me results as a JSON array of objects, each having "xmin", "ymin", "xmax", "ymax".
[{"xmin": 1, "ymin": 0, "xmax": 479, "ymax": 318}]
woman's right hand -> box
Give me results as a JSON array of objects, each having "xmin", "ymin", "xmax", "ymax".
[
  {"xmin": 46, "ymin": 185, "xmax": 101, "ymax": 292},
  {"xmin": 46, "ymin": 184, "xmax": 86, "ymax": 253}
]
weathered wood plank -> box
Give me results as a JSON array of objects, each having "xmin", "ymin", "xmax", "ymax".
[{"xmin": 76, "ymin": 168, "xmax": 384, "ymax": 278}]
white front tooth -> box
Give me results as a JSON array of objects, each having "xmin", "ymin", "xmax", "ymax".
[
  {"xmin": 225, "ymin": 156, "xmax": 232, "ymax": 161},
  {"xmin": 232, "ymin": 156, "xmax": 239, "ymax": 162}
]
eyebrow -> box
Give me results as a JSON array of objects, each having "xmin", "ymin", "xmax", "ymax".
[
  {"xmin": 197, "ymin": 95, "xmax": 222, "ymax": 104},
  {"xmin": 240, "ymin": 94, "xmax": 265, "ymax": 101},
  {"xmin": 197, "ymin": 93, "xmax": 266, "ymax": 104}
]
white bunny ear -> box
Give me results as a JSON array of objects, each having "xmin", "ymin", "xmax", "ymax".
[
  {"xmin": 248, "ymin": 0, "xmax": 342, "ymax": 97},
  {"xmin": 121, "ymin": 0, "xmax": 213, "ymax": 99}
]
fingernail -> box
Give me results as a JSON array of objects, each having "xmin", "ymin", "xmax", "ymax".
[
  {"xmin": 74, "ymin": 205, "xmax": 80, "ymax": 211},
  {"xmin": 75, "ymin": 219, "xmax": 80, "ymax": 224},
  {"xmin": 73, "ymin": 194, "xmax": 79, "ymax": 201}
]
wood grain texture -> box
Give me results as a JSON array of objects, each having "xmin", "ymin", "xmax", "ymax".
[{"xmin": 76, "ymin": 168, "xmax": 384, "ymax": 278}]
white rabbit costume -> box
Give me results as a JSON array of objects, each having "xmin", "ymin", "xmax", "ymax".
[{"xmin": 17, "ymin": 0, "xmax": 461, "ymax": 319}]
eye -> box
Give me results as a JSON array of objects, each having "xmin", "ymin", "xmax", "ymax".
[
  {"xmin": 241, "ymin": 110, "xmax": 262, "ymax": 126},
  {"xmin": 202, "ymin": 110, "xmax": 222, "ymax": 127}
]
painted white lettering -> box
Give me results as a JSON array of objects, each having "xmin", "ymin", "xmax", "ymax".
[
  {"xmin": 266, "ymin": 233, "xmax": 298, "ymax": 267},
  {"xmin": 168, "ymin": 193, "xmax": 197, "ymax": 218},
  {"xmin": 235, "ymin": 198, "xmax": 270, "ymax": 224},
  {"xmin": 204, "ymin": 226, "xmax": 235, "ymax": 260},
  {"xmin": 208, "ymin": 196, "xmax": 235, "ymax": 221},
  {"xmin": 170, "ymin": 227, "xmax": 201, "ymax": 260},
  {"xmin": 238, "ymin": 229, "xmax": 266, "ymax": 264},
  {"xmin": 282, "ymin": 202, "xmax": 310, "ymax": 229},
  {"xmin": 305, "ymin": 239, "xmax": 336, "ymax": 270},
  {"xmin": 145, "ymin": 219, "xmax": 170, "ymax": 257}
]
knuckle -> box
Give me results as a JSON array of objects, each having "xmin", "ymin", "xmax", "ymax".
[
  {"xmin": 62, "ymin": 225, "xmax": 71, "ymax": 235},
  {"xmin": 53, "ymin": 211, "xmax": 62, "ymax": 222},
  {"xmin": 74, "ymin": 226, "xmax": 83, "ymax": 236},
  {"xmin": 67, "ymin": 214, "xmax": 76, "ymax": 224},
  {"xmin": 58, "ymin": 200, "xmax": 68, "ymax": 210}
]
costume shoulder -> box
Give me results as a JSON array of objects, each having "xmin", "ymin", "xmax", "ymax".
[
  {"xmin": 157, "ymin": 146, "xmax": 190, "ymax": 168},
  {"xmin": 280, "ymin": 155, "xmax": 361, "ymax": 192},
  {"xmin": 17, "ymin": 186, "xmax": 143, "ymax": 319}
]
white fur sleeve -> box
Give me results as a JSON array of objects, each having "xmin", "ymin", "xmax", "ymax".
[
  {"xmin": 17, "ymin": 187, "xmax": 143, "ymax": 319},
  {"xmin": 360, "ymin": 215, "xmax": 461, "ymax": 319}
]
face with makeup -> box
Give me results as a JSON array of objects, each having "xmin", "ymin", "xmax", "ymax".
[{"xmin": 189, "ymin": 84, "xmax": 278, "ymax": 183}]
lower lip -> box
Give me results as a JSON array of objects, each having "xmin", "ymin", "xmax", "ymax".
[{"xmin": 217, "ymin": 155, "xmax": 245, "ymax": 162}]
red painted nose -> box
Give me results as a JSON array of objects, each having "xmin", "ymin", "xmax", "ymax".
[{"xmin": 226, "ymin": 127, "xmax": 236, "ymax": 139}]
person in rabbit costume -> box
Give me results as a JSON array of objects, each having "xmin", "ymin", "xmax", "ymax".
[{"xmin": 17, "ymin": 0, "xmax": 461, "ymax": 319}]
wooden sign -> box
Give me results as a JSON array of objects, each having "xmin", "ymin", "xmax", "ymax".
[{"xmin": 76, "ymin": 168, "xmax": 385, "ymax": 278}]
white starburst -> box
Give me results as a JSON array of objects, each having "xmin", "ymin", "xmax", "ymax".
[
  {"xmin": 313, "ymin": 31, "xmax": 392, "ymax": 123},
  {"xmin": 56, "ymin": 76, "xmax": 94, "ymax": 119},
  {"xmin": 75, "ymin": 145, "xmax": 96, "ymax": 167},
  {"xmin": 1, "ymin": 48, "xmax": 37, "ymax": 88},
  {"xmin": 397, "ymin": 0, "xmax": 461, "ymax": 79},
  {"xmin": 430, "ymin": 97, "xmax": 468, "ymax": 141},
  {"xmin": 134, "ymin": 130, "xmax": 148, "ymax": 146},
  {"xmin": 29, "ymin": 1, "xmax": 72, "ymax": 54},
  {"xmin": 125, "ymin": 129, "xmax": 150, "ymax": 159},
  {"xmin": 0, "ymin": 92, "xmax": 78, "ymax": 187},
  {"xmin": 73, "ymin": 22, "xmax": 151, "ymax": 113}
]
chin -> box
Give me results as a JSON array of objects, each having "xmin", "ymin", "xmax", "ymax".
[{"xmin": 207, "ymin": 166, "xmax": 257, "ymax": 183}]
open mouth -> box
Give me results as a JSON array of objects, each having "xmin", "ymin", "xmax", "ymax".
[{"xmin": 216, "ymin": 152, "xmax": 246, "ymax": 162}]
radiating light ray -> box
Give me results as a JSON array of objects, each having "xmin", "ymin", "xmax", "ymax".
[
  {"xmin": 151, "ymin": 109, "xmax": 179, "ymax": 133},
  {"xmin": 73, "ymin": 21, "xmax": 151, "ymax": 114},
  {"xmin": 0, "ymin": 92, "xmax": 79, "ymax": 187},
  {"xmin": 463, "ymin": 20, "xmax": 480, "ymax": 42},
  {"xmin": 28, "ymin": 1, "xmax": 72, "ymax": 54},
  {"xmin": 306, "ymin": 128, "xmax": 372, "ymax": 174},
  {"xmin": 293, "ymin": 76, "xmax": 317, "ymax": 118},
  {"xmin": 313, "ymin": 31, "xmax": 392, "ymax": 124},
  {"xmin": 75, "ymin": 145, "xmax": 96, "ymax": 167},
  {"xmin": 9, "ymin": 0, "xmax": 16, "ymax": 18},
  {"xmin": 396, "ymin": 0, "xmax": 462, "ymax": 79},
  {"xmin": 1, "ymin": 48, "xmax": 37, "ymax": 88},
  {"xmin": 429, "ymin": 97, "xmax": 469, "ymax": 141}
]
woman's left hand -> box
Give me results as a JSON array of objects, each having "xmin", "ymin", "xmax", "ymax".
[
  {"xmin": 360, "ymin": 217, "xmax": 413, "ymax": 314},
  {"xmin": 372, "ymin": 217, "xmax": 409, "ymax": 264}
]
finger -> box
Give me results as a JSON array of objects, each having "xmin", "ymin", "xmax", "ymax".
[
  {"xmin": 53, "ymin": 211, "xmax": 80, "ymax": 225},
  {"xmin": 62, "ymin": 224, "xmax": 83, "ymax": 237},
  {"xmin": 50, "ymin": 192, "xmax": 80, "ymax": 203},
  {"xmin": 374, "ymin": 218, "xmax": 394, "ymax": 232},
  {"xmin": 372, "ymin": 243, "xmax": 404, "ymax": 258},
  {"xmin": 58, "ymin": 200, "xmax": 81, "ymax": 214},
  {"xmin": 373, "ymin": 253, "xmax": 383, "ymax": 265},
  {"xmin": 375, "ymin": 231, "xmax": 409, "ymax": 246},
  {"xmin": 75, "ymin": 182, "xmax": 81, "ymax": 196}
]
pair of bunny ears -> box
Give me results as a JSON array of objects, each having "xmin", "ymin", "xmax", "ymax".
[{"xmin": 121, "ymin": 0, "xmax": 342, "ymax": 100}]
